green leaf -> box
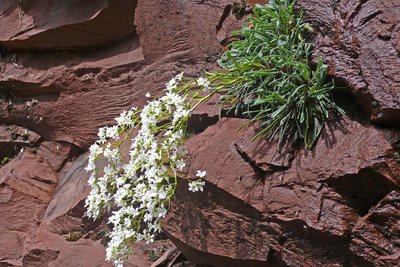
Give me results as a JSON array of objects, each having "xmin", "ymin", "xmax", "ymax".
[{"xmin": 209, "ymin": 0, "xmax": 343, "ymax": 149}]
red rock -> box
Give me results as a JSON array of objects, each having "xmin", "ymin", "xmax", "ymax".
[
  {"xmin": 0, "ymin": 147, "xmax": 176, "ymax": 266},
  {"xmin": 0, "ymin": 124, "xmax": 41, "ymax": 157},
  {"xmin": 162, "ymin": 117, "xmax": 400, "ymax": 267},
  {"xmin": 235, "ymin": 133, "xmax": 297, "ymax": 173},
  {"xmin": 35, "ymin": 141, "xmax": 80, "ymax": 172},
  {"xmin": 0, "ymin": 150, "xmax": 58, "ymax": 264},
  {"xmin": 1, "ymin": 0, "xmax": 400, "ymax": 266},
  {"xmin": 297, "ymin": 0, "xmax": 400, "ymax": 127},
  {"xmin": 22, "ymin": 249, "xmax": 59, "ymax": 267},
  {"xmin": 351, "ymin": 190, "xmax": 400, "ymax": 266},
  {"xmin": 0, "ymin": 151, "xmax": 58, "ymax": 202},
  {"xmin": 0, "ymin": 37, "xmax": 145, "ymax": 148},
  {"xmin": 0, "ymin": 188, "xmax": 48, "ymax": 265},
  {"xmin": 43, "ymin": 152, "xmax": 94, "ymax": 231},
  {"xmin": 0, "ymin": 0, "xmax": 242, "ymax": 149},
  {"xmin": 30, "ymin": 228, "xmax": 175, "ymax": 267},
  {"xmin": 134, "ymin": 0, "xmax": 230, "ymax": 64},
  {"xmin": 0, "ymin": 0, "xmax": 137, "ymax": 50}
]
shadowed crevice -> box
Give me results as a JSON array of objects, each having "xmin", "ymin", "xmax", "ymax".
[
  {"xmin": 326, "ymin": 168, "xmax": 397, "ymax": 216},
  {"xmin": 187, "ymin": 113, "xmax": 219, "ymax": 135}
]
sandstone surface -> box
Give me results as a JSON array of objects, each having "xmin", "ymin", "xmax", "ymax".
[{"xmin": 0, "ymin": 0, "xmax": 399, "ymax": 266}]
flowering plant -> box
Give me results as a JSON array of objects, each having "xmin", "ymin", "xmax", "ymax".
[
  {"xmin": 86, "ymin": 1, "xmax": 344, "ymax": 265},
  {"xmin": 85, "ymin": 73, "xmax": 213, "ymax": 266}
]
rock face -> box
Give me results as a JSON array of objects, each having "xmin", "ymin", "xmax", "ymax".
[
  {"xmin": 0, "ymin": 0, "xmax": 247, "ymax": 266},
  {"xmin": 0, "ymin": 0, "xmax": 137, "ymax": 50},
  {"xmin": 163, "ymin": 117, "xmax": 400, "ymax": 267},
  {"xmin": 298, "ymin": 0, "xmax": 400, "ymax": 126},
  {"xmin": 0, "ymin": 124, "xmax": 41, "ymax": 157},
  {"xmin": 0, "ymin": 0, "xmax": 399, "ymax": 266},
  {"xmin": 0, "ymin": 0, "xmax": 247, "ymax": 149}
]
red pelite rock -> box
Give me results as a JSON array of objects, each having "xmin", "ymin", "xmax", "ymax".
[
  {"xmin": 162, "ymin": 117, "xmax": 400, "ymax": 267},
  {"xmin": 0, "ymin": 0, "xmax": 399, "ymax": 266},
  {"xmin": 0, "ymin": 0, "xmax": 137, "ymax": 50},
  {"xmin": 0, "ymin": 1, "xmax": 244, "ymax": 265},
  {"xmin": 298, "ymin": 0, "xmax": 400, "ymax": 127}
]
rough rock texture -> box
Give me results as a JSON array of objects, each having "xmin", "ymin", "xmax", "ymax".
[
  {"xmin": 298, "ymin": 0, "xmax": 400, "ymax": 126},
  {"xmin": 1, "ymin": 0, "xmax": 400, "ymax": 266},
  {"xmin": 0, "ymin": 124, "xmax": 41, "ymax": 157},
  {"xmin": 163, "ymin": 117, "xmax": 400, "ymax": 267},
  {"xmin": 0, "ymin": 0, "xmax": 137, "ymax": 50},
  {"xmin": 0, "ymin": 150, "xmax": 60, "ymax": 265},
  {"xmin": 0, "ymin": 0, "xmax": 248, "ymax": 266},
  {"xmin": 351, "ymin": 190, "xmax": 400, "ymax": 266},
  {"xmin": 0, "ymin": 0, "xmax": 248, "ymax": 149},
  {"xmin": 0, "ymin": 149, "xmax": 176, "ymax": 267}
]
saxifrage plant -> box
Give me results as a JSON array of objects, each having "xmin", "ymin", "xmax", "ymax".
[
  {"xmin": 86, "ymin": 0, "xmax": 344, "ymax": 266},
  {"xmin": 208, "ymin": 0, "xmax": 344, "ymax": 148},
  {"xmin": 85, "ymin": 74, "xmax": 214, "ymax": 265}
]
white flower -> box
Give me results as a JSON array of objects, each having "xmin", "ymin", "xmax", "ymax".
[
  {"xmin": 158, "ymin": 189, "xmax": 168, "ymax": 200},
  {"xmin": 145, "ymin": 92, "xmax": 151, "ymax": 98},
  {"xmin": 188, "ymin": 179, "xmax": 205, "ymax": 192},
  {"xmin": 103, "ymin": 145, "xmax": 120, "ymax": 162},
  {"xmin": 105, "ymin": 126, "xmax": 119, "ymax": 139},
  {"xmin": 173, "ymin": 108, "xmax": 190, "ymax": 123},
  {"xmin": 165, "ymin": 77, "xmax": 177, "ymax": 91},
  {"xmin": 196, "ymin": 170, "xmax": 207, "ymax": 178},
  {"xmin": 115, "ymin": 108, "xmax": 136, "ymax": 128},
  {"xmin": 176, "ymin": 160, "xmax": 186, "ymax": 171},
  {"xmin": 143, "ymin": 212, "xmax": 153, "ymax": 222},
  {"xmin": 85, "ymin": 72, "xmax": 205, "ymax": 266},
  {"xmin": 197, "ymin": 77, "xmax": 211, "ymax": 91},
  {"xmin": 97, "ymin": 127, "xmax": 107, "ymax": 143},
  {"xmin": 176, "ymin": 72, "xmax": 184, "ymax": 81},
  {"xmin": 156, "ymin": 204, "xmax": 167, "ymax": 218}
]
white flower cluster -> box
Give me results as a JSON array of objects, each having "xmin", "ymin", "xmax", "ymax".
[
  {"xmin": 197, "ymin": 77, "xmax": 211, "ymax": 92},
  {"xmin": 85, "ymin": 73, "xmax": 206, "ymax": 266},
  {"xmin": 188, "ymin": 170, "xmax": 206, "ymax": 192}
]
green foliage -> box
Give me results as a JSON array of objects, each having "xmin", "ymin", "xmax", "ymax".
[
  {"xmin": 207, "ymin": 0, "xmax": 344, "ymax": 148},
  {"xmin": 0, "ymin": 157, "xmax": 10, "ymax": 165},
  {"xmin": 65, "ymin": 231, "xmax": 83, "ymax": 242}
]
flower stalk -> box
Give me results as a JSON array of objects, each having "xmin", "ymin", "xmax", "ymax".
[{"xmin": 85, "ymin": 73, "xmax": 209, "ymax": 265}]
